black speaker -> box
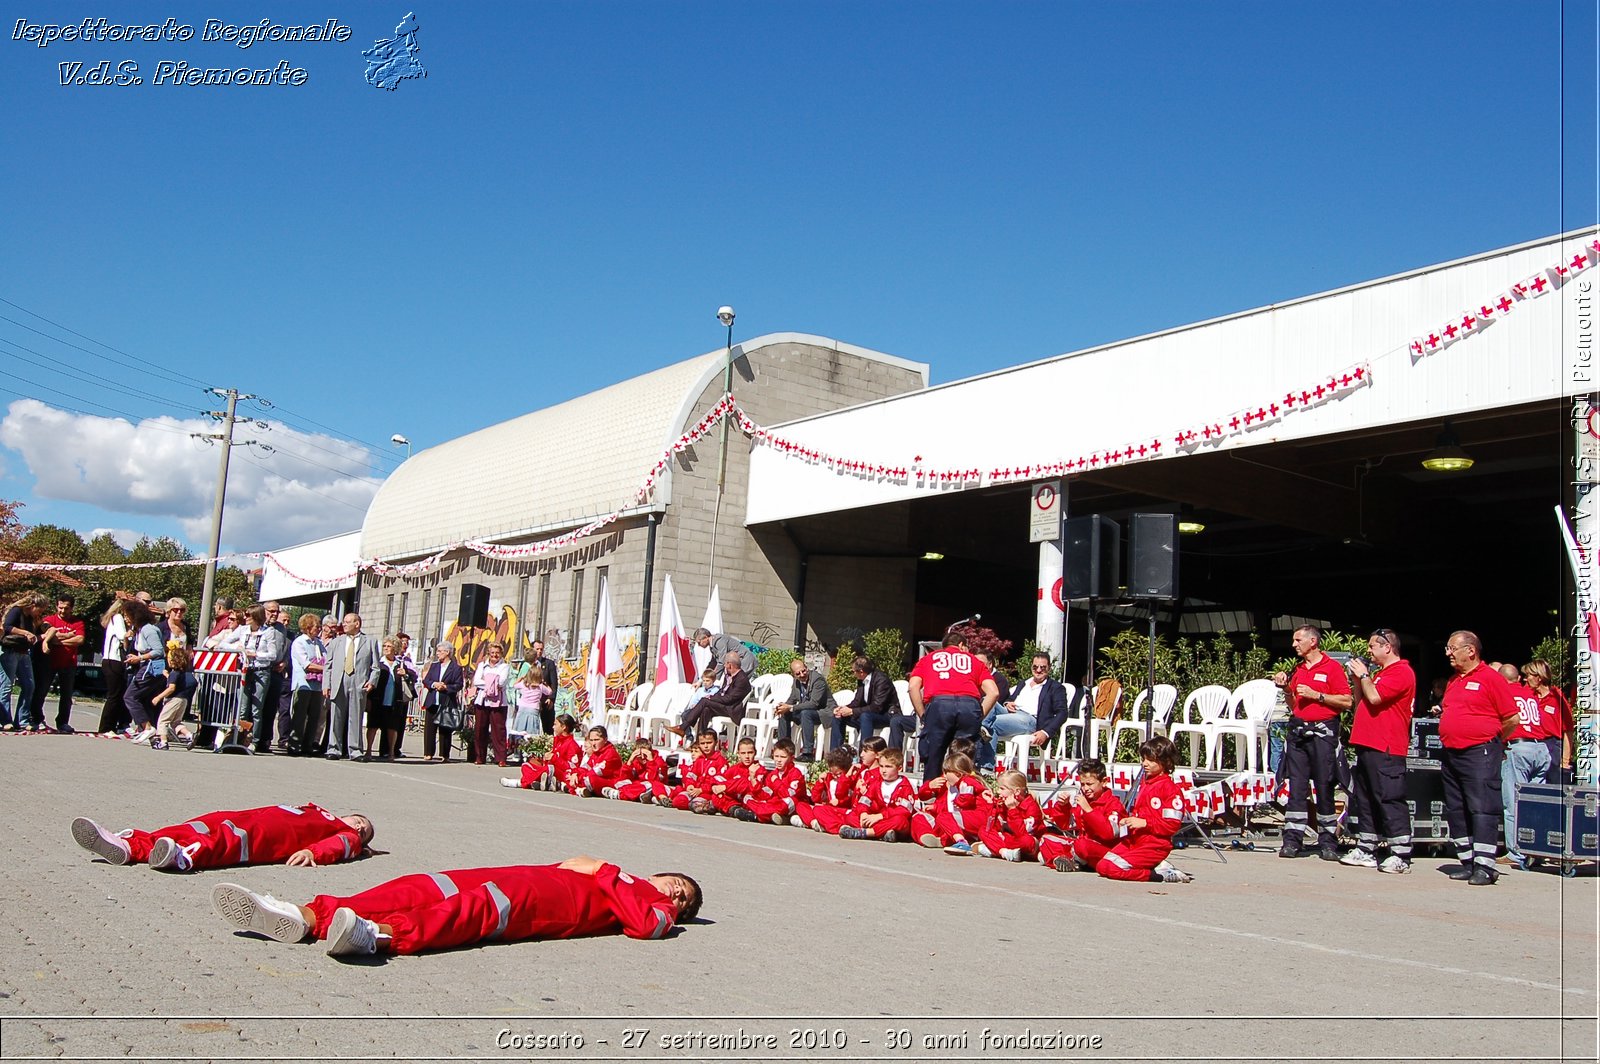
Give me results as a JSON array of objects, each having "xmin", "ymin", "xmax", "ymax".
[
  {"xmin": 457, "ymin": 583, "xmax": 491, "ymax": 628},
  {"xmin": 1129, "ymin": 513, "xmax": 1178, "ymax": 600},
  {"xmin": 1062, "ymin": 515, "xmax": 1121, "ymax": 600}
]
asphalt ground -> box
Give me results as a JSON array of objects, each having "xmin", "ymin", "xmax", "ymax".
[{"xmin": 0, "ymin": 700, "xmax": 1595, "ymax": 1063}]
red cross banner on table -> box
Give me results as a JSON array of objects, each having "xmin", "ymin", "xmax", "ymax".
[{"xmin": 1223, "ymin": 771, "xmax": 1277, "ymax": 808}]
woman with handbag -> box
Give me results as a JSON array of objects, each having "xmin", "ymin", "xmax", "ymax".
[
  {"xmin": 1, "ymin": 592, "xmax": 49, "ymax": 731},
  {"xmin": 469, "ymin": 640, "xmax": 513, "ymax": 767},
  {"xmin": 420, "ymin": 642, "xmax": 464, "ymax": 762},
  {"xmin": 362, "ymin": 637, "xmax": 416, "ymax": 763}
]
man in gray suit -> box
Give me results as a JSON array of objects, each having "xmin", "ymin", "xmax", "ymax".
[{"xmin": 324, "ymin": 613, "xmax": 377, "ymax": 761}]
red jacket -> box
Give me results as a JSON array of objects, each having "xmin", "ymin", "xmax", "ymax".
[
  {"xmin": 619, "ymin": 748, "xmax": 667, "ymax": 785},
  {"xmin": 421, "ymin": 862, "xmax": 678, "ymax": 942},
  {"xmin": 853, "ymin": 773, "xmax": 917, "ymax": 814},
  {"xmin": 986, "ymin": 793, "xmax": 1044, "ymax": 838},
  {"xmin": 678, "ymin": 751, "xmax": 727, "ymax": 794},
  {"xmin": 715, "ymin": 758, "xmax": 766, "ymax": 799},
  {"xmin": 1123, "ymin": 772, "xmax": 1185, "ymax": 841},
  {"xmin": 1044, "ymin": 787, "xmax": 1125, "ymax": 845},
  {"xmin": 753, "ymin": 763, "xmax": 806, "ymax": 806},
  {"xmin": 808, "ymin": 770, "xmax": 856, "ymax": 808},
  {"xmin": 546, "ymin": 733, "xmax": 582, "ymax": 775},
  {"xmin": 571, "ymin": 743, "xmax": 624, "ymax": 789},
  {"xmin": 919, "ymin": 773, "xmax": 989, "ymax": 815}
]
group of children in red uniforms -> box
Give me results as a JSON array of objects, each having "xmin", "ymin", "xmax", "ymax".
[{"xmin": 499, "ymin": 712, "xmax": 1194, "ymax": 885}]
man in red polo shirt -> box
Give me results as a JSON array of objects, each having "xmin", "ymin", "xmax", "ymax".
[
  {"xmin": 1343, "ymin": 628, "xmax": 1417, "ymax": 873},
  {"xmin": 1271, "ymin": 624, "xmax": 1352, "ymax": 860},
  {"xmin": 1438, "ymin": 630, "xmax": 1519, "ymax": 886},
  {"xmin": 36, "ymin": 594, "xmax": 86, "ymax": 733},
  {"xmin": 907, "ymin": 633, "xmax": 1000, "ymax": 782}
]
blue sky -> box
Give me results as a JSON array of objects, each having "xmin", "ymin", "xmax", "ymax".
[{"xmin": 1, "ymin": 0, "xmax": 1595, "ymax": 554}]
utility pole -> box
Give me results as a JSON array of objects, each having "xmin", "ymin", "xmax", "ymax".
[
  {"xmin": 708, "ymin": 306, "xmax": 735, "ymax": 588},
  {"xmin": 193, "ymin": 388, "xmax": 253, "ymax": 642}
]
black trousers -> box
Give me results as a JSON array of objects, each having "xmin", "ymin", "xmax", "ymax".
[
  {"xmin": 1349, "ymin": 745, "xmax": 1411, "ymax": 859},
  {"xmin": 918, "ymin": 695, "xmax": 981, "ymax": 782},
  {"xmin": 97, "ymin": 658, "xmax": 129, "ymax": 733},
  {"xmin": 32, "ymin": 662, "xmax": 78, "ymax": 730},
  {"xmin": 287, "ymin": 688, "xmax": 323, "ymax": 755},
  {"xmin": 1282, "ymin": 720, "xmax": 1339, "ymax": 845},
  {"xmin": 1441, "ymin": 740, "xmax": 1503, "ymax": 868}
]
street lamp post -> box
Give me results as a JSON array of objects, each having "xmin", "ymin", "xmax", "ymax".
[
  {"xmin": 391, "ymin": 433, "xmax": 411, "ymax": 459},
  {"xmin": 708, "ymin": 305, "xmax": 735, "ymax": 587}
]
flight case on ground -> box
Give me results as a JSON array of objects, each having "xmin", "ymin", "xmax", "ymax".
[{"xmin": 1515, "ymin": 783, "xmax": 1599, "ymax": 876}]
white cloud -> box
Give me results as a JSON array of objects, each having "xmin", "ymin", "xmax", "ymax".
[
  {"xmin": 0, "ymin": 399, "xmax": 379, "ymax": 553},
  {"xmin": 87, "ymin": 527, "xmax": 144, "ymax": 550}
]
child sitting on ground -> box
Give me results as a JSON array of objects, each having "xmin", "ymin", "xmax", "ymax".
[
  {"xmin": 793, "ymin": 745, "xmax": 856, "ymax": 833},
  {"xmin": 1093, "ymin": 735, "xmax": 1193, "ymax": 884},
  {"xmin": 606, "ymin": 736, "xmax": 669, "ymax": 803},
  {"xmin": 971, "ymin": 770, "xmax": 1044, "ymax": 862},
  {"xmin": 913, "ymin": 751, "xmax": 992, "ymax": 853},
  {"xmin": 700, "ymin": 736, "xmax": 762, "ymax": 816},
  {"xmin": 660, "ymin": 731, "xmax": 727, "ymax": 810},
  {"xmin": 1039, "ymin": 757, "xmax": 1125, "ymax": 872},
  {"xmin": 838, "ymin": 747, "xmax": 917, "ymax": 842},
  {"xmin": 738, "ymin": 739, "xmax": 807, "ymax": 824},
  {"xmin": 563, "ymin": 726, "xmax": 624, "ymax": 797},
  {"xmin": 503, "ymin": 714, "xmax": 581, "ymax": 790}
]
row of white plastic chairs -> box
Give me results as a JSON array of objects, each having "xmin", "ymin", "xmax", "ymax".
[
  {"xmin": 600, "ymin": 674, "xmax": 1279, "ymax": 780},
  {"xmin": 994, "ymin": 677, "xmax": 1280, "ymax": 782},
  {"xmin": 602, "ymin": 675, "xmax": 925, "ymax": 771}
]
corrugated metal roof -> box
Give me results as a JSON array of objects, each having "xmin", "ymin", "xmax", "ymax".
[{"xmin": 361, "ymin": 351, "xmax": 725, "ymax": 559}]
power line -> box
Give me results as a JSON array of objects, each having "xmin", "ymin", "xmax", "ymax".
[
  {"xmin": 251, "ymin": 396, "xmax": 403, "ymax": 459},
  {"xmin": 0, "ymin": 311, "xmax": 207, "ymax": 394},
  {"xmin": 0, "ymin": 334, "xmax": 198, "ymax": 417},
  {"xmin": 0, "ymin": 296, "xmax": 209, "ymax": 389},
  {"xmin": 0, "ymin": 377, "xmax": 199, "ymax": 436}
]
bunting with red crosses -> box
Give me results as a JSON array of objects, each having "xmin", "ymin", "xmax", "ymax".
[{"xmin": 1411, "ymin": 237, "xmax": 1599, "ymax": 360}]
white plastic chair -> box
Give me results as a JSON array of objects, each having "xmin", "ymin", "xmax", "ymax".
[
  {"xmin": 1211, "ymin": 679, "xmax": 1277, "ymax": 772},
  {"xmin": 1167, "ymin": 685, "xmax": 1231, "ymax": 768},
  {"xmin": 607, "ymin": 681, "xmax": 654, "ymax": 743},
  {"xmin": 640, "ymin": 682, "xmax": 696, "ymax": 749},
  {"xmin": 1084, "ymin": 680, "xmax": 1125, "ymax": 762},
  {"xmin": 1109, "ymin": 683, "xmax": 1177, "ymax": 762}
]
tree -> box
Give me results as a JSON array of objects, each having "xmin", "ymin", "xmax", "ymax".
[
  {"xmin": 20, "ymin": 524, "xmax": 87, "ymax": 565},
  {"xmin": 0, "ymin": 501, "xmax": 84, "ymax": 601}
]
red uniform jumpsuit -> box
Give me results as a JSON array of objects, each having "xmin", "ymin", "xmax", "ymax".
[
  {"xmin": 1038, "ymin": 788, "xmax": 1125, "ymax": 868},
  {"xmin": 665, "ymin": 750, "xmax": 728, "ymax": 810},
  {"xmin": 121, "ymin": 803, "xmax": 363, "ymax": 869},
  {"xmin": 1096, "ymin": 772, "xmax": 1185, "ymax": 882},
  {"xmin": 743, "ymin": 763, "xmax": 807, "ymax": 824},
  {"xmin": 614, "ymin": 749, "xmax": 669, "ymax": 802},
  {"xmin": 843, "ymin": 773, "xmax": 917, "ymax": 838},
  {"xmin": 976, "ymin": 793, "xmax": 1045, "ymax": 860},
  {"xmin": 709, "ymin": 758, "xmax": 765, "ymax": 815},
  {"xmin": 305, "ymin": 861, "xmax": 678, "ymax": 955},
  {"xmin": 911, "ymin": 773, "xmax": 991, "ymax": 846},
  {"xmin": 519, "ymin": 733, "xmax": 581, "ymax": 788},
  {"xmin": 562, "ymin": 743, "xmax": 624, "ymax": 796},
  {"xmin": 793, "ymin": 770, "xmax": 856, "ymax": 833}
]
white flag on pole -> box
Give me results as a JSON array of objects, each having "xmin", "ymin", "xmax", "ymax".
[
  {"xmin": 586, "ymin": 577, "xmax": 622, "ymax": 731},
  {"xmin": 655, "ymin": 574, "xmax": 695, "ymax": 686}
]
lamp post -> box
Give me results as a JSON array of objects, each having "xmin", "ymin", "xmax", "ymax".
[
  {"xmin": 708, "ymin": 305, "xmax": 735, "ymax": 587},
  {"xmin": 391, "ymin": 433, "xmax": 411, "ymax": 458}
]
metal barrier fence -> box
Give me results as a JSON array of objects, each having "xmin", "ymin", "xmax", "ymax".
[{"xmin": 191, "ymin": 650, "xmax": 244, "ymax": 751}]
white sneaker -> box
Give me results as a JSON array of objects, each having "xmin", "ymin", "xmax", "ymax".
[
  {"xmin": 1378, "ymin": 855, "xmax": 1412, "ymax": 874},
  {"xmin": 600, "ymin": 787, "xmax": 620, "ymax": 800},
  {"xmin": 972, "ymin": 841, "xmax": 994, "ymax": 858},
  {"xmin": 1340, "ymin": 849, "xmax": 1379, "ymax": 868},
  {"xmin": 499, "ymin": 777, "xmax": 521, "ymax": 789},
  {"xmin": 1154, "ymin": 866, "xmax": 1194, "ymax": 883},
  {"xmin": 71, "ymin": 817, "xmax": 131, "ymax": 865},
  {"xmin": 147, "ymin": 837, "xmax": 193, "ymax": 872},
  {"xmin": 211, "ymin": 883, "xmax": 309, "ymax": 943},
  {"xmin": 324, "ymin": 907, "xmax": 379, "ymax": 957},
  {"xmin": 1000, "ymin": 848, "xmax": 1025, "ymax": 862},
  {"xmin": 789, "ymin": 815, "xmax": 805, "ymax": 827},
  {"xmin": 130, "ymin": 728, "xmax": 156, "ymax": 745}
]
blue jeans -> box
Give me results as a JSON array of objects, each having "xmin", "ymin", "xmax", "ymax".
[
  {"xmin": 1500, "ymin": 740, "xmax": 1551, "ymax": 862},
  {"xmin": 0, "ymin": 650, "xmax": 36, "ymax": 728},
  {"xmin": 978, "ymin": 706, "xmax": 1037, "ymax": 769},
  {"xmin": 1268, "ymin": 720, "xmax": 1288, "ymax": 776}
]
